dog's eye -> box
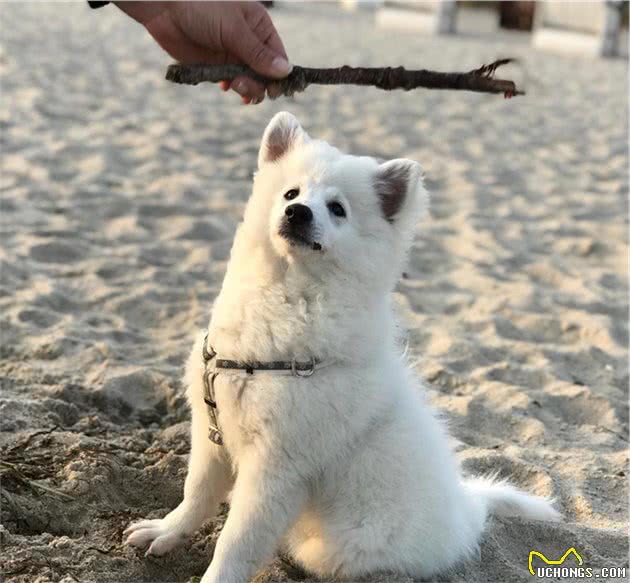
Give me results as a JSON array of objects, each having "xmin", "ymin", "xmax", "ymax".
[
  {"xmin": 327, "ymin": 201, "xmax": 346, "ymax": 218},
  {"xmin": 284, "ymin": 188, "xmax": 300, "ymax": 201}
]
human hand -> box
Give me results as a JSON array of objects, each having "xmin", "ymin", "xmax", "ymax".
[{"xmin": 115, "ymin": 1, "xmax": 291, "ymax": 104}]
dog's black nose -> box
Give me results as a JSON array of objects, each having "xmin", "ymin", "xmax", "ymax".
[{"xmin": 285, "ymin": 203, "xmax": 312, "ymax": 225}]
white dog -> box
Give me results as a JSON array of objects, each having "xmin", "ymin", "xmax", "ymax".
[{"xmin": 124, "ymin": 112, "xmax": 559, "ymax": 582}]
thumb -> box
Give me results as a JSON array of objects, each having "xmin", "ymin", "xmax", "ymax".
[{"xmin": 234, "ymin": 25, "xmax": 292, "ymax": 79}]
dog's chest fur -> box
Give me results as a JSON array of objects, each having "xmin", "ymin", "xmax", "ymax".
[
  {"xmin": 203, "ymin": 264, "xmax": 387, "ymax": 464},
  {"xmin": 209, "ymin": 255, "xmax": 379, "ymax": 365},
  {"xmin": 218, "ymin": 284, "xmax": 323, "ymax": 360},
  {"xmin": 205, "ymin": 278, "xmax": 327, "ymax": 454}
]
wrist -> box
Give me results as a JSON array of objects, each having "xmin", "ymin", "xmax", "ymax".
[{"xmin": 113, "ymin": 1, "xmax": 171, "ymax": 26}]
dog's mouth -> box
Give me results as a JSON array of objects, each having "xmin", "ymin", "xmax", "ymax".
[{"xmin": 278, "ymin": 226, "xmax": 322, "ymax": 251}]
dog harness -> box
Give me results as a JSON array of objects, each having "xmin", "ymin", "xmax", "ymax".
[{"xmin": 201, "ymin": 333, "xmax": 331, "ymax": 445}]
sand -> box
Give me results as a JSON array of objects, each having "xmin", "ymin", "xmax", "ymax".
[{"xmin": 0, "ymin": 3, "xmax": 627, "ymax": 582}]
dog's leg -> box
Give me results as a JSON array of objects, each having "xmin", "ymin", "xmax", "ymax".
[
  {"xmin": 200, "ymin": 459, "xmax": 307, "ymax": 583},
  {"xmin": 124, "ymin": 404, "xmax": 233, "ymax": 556}
]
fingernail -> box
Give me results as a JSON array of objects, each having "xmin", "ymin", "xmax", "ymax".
[
  {"xmin": 271, "ymin": 57, "xmax": 292, "ymax": 77},
  {"xmin": 233, "ymin": 80, "xmax": 246, "ymax": 95}
]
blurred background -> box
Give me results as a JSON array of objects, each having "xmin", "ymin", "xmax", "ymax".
[
  {"xmin": 1, "ymin": 2, "xmax": 628, "ymax": 582},
  {"xmin": 351, "ymin": 0, "xmax": 628, "ymax": 58}
]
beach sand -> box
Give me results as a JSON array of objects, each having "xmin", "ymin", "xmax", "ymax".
[{"xmin": 0, "ymin": 3, "xmax": 627, "ymax": 582}]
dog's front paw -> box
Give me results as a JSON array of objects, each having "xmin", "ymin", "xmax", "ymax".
[{"xmin": 124, "ymin": 517, "xmax": 187, "ymax": 556}]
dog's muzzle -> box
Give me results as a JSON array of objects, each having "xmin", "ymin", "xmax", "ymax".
[{"xmin": 279, "ymin": 204, "xmax": 322, "ymax": 250}]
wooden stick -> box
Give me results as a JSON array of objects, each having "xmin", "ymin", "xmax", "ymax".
[{"xmin": 165, "ymin": 59, "xmax": 523, "ymax": 98}]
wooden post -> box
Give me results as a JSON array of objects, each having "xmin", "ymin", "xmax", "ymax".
[
  {"xmin": 602, "ymin": 1, "xmax": 623, "ymax": 57},
  {"xmin": 533, "ymin": 0, "xmax": 624, "ymax": 58}
]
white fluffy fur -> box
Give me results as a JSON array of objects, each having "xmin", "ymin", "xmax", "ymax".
[{"xmin": 124, "ymin": 112, "xmax": 560, "ymax": 582}]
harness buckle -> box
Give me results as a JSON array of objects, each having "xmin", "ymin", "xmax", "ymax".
[
  {"xmin": 203, "ymin": 370, "xmax": 219, "ymax": 408},
  {"xmin": 292, "ymin": 357, "xmax": 316, "ymax": 377},
  {"xmin": 208, "ymin": 424, "xmax": 223, "ymax": 445},
  {"xmin": 202, "ymin": 333, "xmax": 223, "ymax": 446}
]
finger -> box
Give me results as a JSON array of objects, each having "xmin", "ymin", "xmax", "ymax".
[
  {"xmin": 231, "ymin": 76, "xmax": 266, "ymax": 102},
  {"xmin": 231, "ymin": 18, "xmax": 291, "ymax": 79},
  {"xmin": 235, "ymin": 87, "xmax": 263, "ymax": 105},
  {"xmin": 266, "ymin": 82, "xmax": 283, "ymax": 100},
  {"xmin": 149, "ymin": 27, "xmax": 232, "ymax": 93},
  {"xmin": 261, "ymin": 29, "xmax": 288, "ymax": 64},
  {"xmin": 145, "ymin": 15, "xmax": 215, "ymax": 65},
  {"xmin": 161, "ymin": 40, "xmax": 211, "ymax": 65},
  {"xmin": 248, "ymin": 6, "xmax": 289, "ymax": 63}
]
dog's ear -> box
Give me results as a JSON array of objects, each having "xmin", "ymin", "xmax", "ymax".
[
  {"xmin": 258, "ymin": 112, "xmax": 307, "ymax": 168},
  {"xmin": 374, "ymin": 159, "xmax": 425, "ymax": 224}
]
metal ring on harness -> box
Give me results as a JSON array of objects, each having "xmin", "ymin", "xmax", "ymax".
[{"xmin": 202, "ymin": 333, "xmax": 216, "ymax": 362}]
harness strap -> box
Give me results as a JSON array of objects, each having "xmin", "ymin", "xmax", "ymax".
[
  {"xmin": 200, "ymin": 333, "xmax": 331, "ymax": 446},
  {"xmin": 215, "ymin": 357, "xmax": 319, "ymax": 376}
]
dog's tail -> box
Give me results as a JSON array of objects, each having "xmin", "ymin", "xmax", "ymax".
[{"xmin": 463, "ymin": 476, "xmax": 561, "ymax": 522}]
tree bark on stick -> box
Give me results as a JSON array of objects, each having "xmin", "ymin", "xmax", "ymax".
[{"xmin": 165, "ymin": 59, "xmax": 523, "ymax": 98}]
